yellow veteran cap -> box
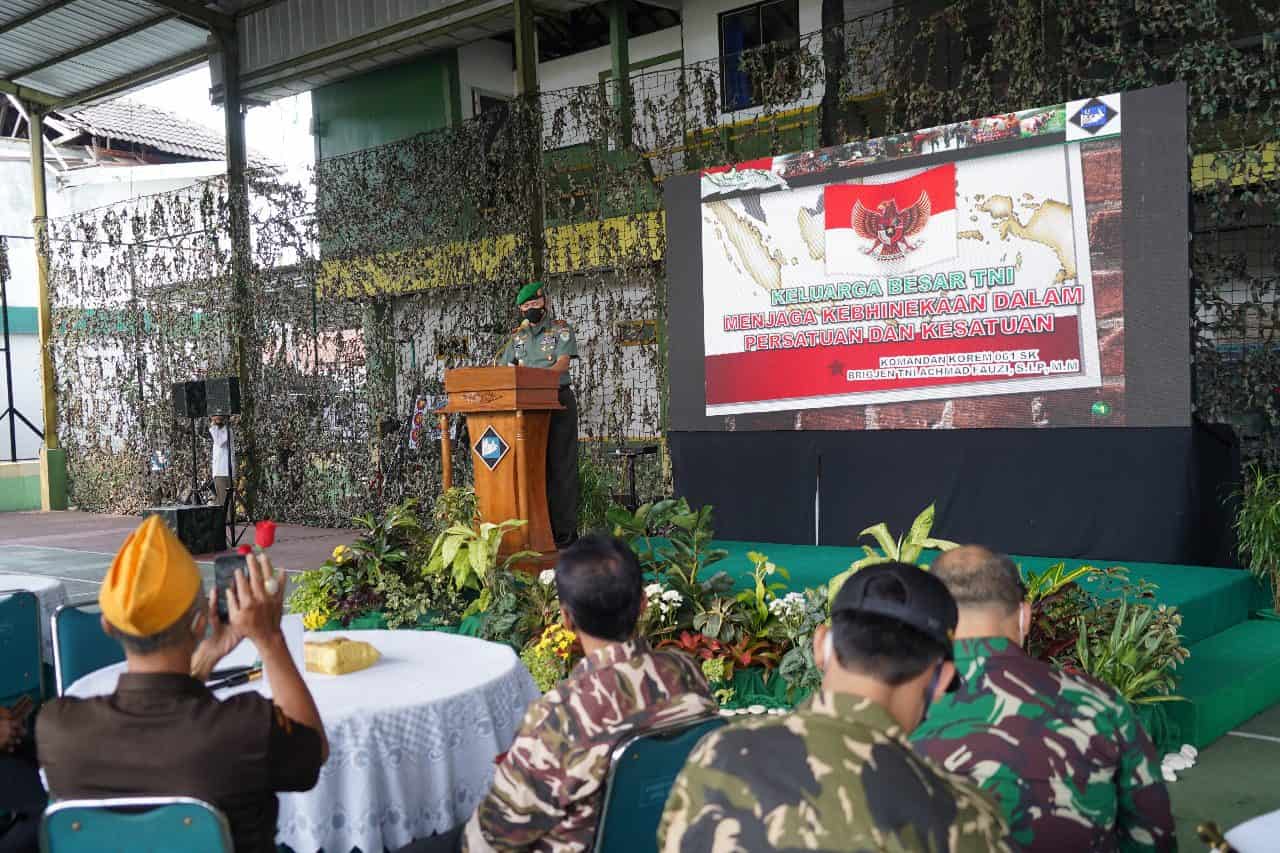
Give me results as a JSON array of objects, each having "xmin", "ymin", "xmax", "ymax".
[{"xmin": 99, "ymin": 515, "xmax": 201, "ymax": 637}]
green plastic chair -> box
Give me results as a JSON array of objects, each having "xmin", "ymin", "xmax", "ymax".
[
  {"xmin": 41, "ymin": 797, "xmax": 232, "ymax": 853},
  {"xmin": 593, "ymin": 716, "xmax": 727, "ymax": 853},
  {"xmin": 0, "ymin": 590, "xmax": 44, "ymax": 708},
  {"xmin": 52, "ymin": 603, "xmax": 124, "ymax": 696}
]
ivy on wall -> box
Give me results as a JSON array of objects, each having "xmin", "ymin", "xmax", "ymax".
[{"xmin": 42, "ymin": 0, "xmax": 1277, "ymax": 524}]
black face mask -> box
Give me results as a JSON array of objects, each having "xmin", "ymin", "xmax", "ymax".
[{"xmin": 522, "ymin": 307, "xmax": 545, "ymax": 325}]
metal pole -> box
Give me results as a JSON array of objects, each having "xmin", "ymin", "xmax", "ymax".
[
  {"xmin": 609, "ymin": 0, "xmax": 632, "ymax": 149},
  {"xmin": 513, "ymin": 0, "xmax": 544, "ymax": 281},
  {"xmin": 27, "ymin": 107, "xmax": 57, "ymax": 451},
  {"xmin": 1, "ymin": 264, "xmax": 18, "ymax": 461},
  {"xmin": 219, "ymin": 27, "xmax": 256, "ymax": 520}
]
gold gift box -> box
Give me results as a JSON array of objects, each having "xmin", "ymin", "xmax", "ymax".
[{"xmin": 304, "ymin": 636, "xmax": 381, "ymax": 675}]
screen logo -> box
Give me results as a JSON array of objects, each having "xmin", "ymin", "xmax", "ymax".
[{"xmin": 1066, "ymin": 94, "xmax": 1122, "ymax": 141}]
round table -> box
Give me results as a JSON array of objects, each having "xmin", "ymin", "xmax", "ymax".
[
  {"xmin": 67, "ymin": 629, "xmax": 541, "ymax": 853},
  {"xmin": 0, "ymin": 573, "xmax": 68, "ymax": 663}
]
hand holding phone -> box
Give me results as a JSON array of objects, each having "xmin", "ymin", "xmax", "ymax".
[{"xmin": 214, "ymin": 553, "xmax": 247, "ymax": 624}]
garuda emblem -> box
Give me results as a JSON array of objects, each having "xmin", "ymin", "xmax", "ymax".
[{"xmin": 852, "ymin": 192, "xmax": 931, "ymax": 260}]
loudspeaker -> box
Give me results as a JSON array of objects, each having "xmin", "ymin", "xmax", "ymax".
[
  {"xmin": 171, "ymin": 381, "xmax": 207, "ymax": 418},
  {"xmin": 206, "ymin": 376, "xmax": 241, "ymax": 416},
  {"xmin": 145, "ymin": 504, "xmax": 226, "ymax": 554}
]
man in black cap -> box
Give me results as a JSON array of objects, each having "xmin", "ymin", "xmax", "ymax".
[
  {"xmin": 499, "ymin": 281, "xmax": 579, "ymax": 548},
  {"xmin": 659, "ymin": 562, "xmax": 1012, "ymax": 852}
]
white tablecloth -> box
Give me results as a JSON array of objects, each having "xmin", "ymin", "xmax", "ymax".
[
  {"xmin": 67, "ymin": 629, "xmax": 541, "ymax": 853},
  {"xmin": 0, "ymin": 573, "xmax": 68, "ymax": 663}
]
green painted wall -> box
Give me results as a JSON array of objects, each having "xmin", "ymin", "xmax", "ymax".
[
  {"xmin": 0, "ymin": 306, "xmax": 37, "ymax": 335},
  {"xmin": 0, "ymin": 463, "xmax": 41, "ymax": 512},
  {"xmin": 313, "ymin": 52, "xmax": 460, "ymax": 160}
]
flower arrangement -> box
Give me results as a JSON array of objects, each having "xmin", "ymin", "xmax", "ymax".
[{"xmin": 520, "ymin": 623, "xmax": 580, "ymax": 692}]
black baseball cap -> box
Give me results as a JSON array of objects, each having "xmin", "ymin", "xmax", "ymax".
[{"xmin": 832, "ymin": 561, "xmax": 960, "ymax": 691}]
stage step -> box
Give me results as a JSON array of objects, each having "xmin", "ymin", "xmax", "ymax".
[{"xmin": 1168, "ymin": 619, "xmax": 1280, "ymax": 748}]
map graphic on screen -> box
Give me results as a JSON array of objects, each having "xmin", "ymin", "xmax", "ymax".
[{"xmin": 672, "ymin": 90, "xmax": 1170, "ymax": 431}]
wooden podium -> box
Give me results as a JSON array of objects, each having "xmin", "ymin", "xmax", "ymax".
[{"xmin": 438, "ymin": 366, "xmax": 563, "ymax": 564}]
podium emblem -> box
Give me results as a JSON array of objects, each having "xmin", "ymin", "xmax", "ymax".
[{"xmin": 474, "ymin": 426, "xmax": 510, "ymax": 471}]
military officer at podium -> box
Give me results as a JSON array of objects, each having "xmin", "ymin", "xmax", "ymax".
[{"xmin": 498, "ymin": 281, "xmax": 579, "ymax": 548}]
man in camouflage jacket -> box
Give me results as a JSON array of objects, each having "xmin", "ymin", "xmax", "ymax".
[
  {"xmin": 660, "ymin": 562, "xmax": 1011, "ymax": 852},
  {"xmin": 463, "ymin": 536, "xmax": 716, "ymax": 852},
  {"xmin": 912, "ymin": 546, "xmax": 1175, "ymax": 851}
]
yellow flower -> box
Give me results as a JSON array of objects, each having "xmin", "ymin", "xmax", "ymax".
[
  {"xmin": 332, "ymin": 545, "xmax": 350, "ymax": 562},
  {"xmin": 303, "ymin": 609, "xmax": 329, "ymax": 631}
]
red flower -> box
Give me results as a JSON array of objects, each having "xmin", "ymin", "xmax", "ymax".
[
  {"xmin": 236, "ymin": 544, "xmax": 252, "ymax": 556},
  {"xmin": 255, "ymin": 520, "xmax": 277, "ymax": 549}
]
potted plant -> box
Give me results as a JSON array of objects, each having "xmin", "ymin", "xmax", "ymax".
[{"xmin": 1235, "ymin": 465, "xmax": 1280, "ymax": 619}]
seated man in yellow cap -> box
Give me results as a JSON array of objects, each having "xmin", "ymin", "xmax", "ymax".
[{"xmin": 37, "ymin": 516, "xmax": 328, "ymax": 853}]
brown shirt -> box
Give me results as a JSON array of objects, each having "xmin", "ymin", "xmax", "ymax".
[{"xmin": 38, "ymin": 672, "xmax": 323, "ymax": 853}]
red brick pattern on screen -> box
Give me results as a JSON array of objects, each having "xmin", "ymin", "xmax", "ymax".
[{"xmin": 775, "ymin": 138, "xmax": 1126, "ymax": 432}]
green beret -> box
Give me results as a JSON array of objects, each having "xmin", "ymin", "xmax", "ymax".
[{"xmin": 516, "ymin": 281, "xmax": 544, "ymax": 306}]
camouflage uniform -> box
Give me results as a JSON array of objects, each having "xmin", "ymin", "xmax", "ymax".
[
  {"xmin": 464, "ymin": 637, "xmax": 716, "ymax": 852},
  {"xmin": 498, "ymin": 317, "xmax": 579, "ymax": 546},
  {"xmin": 659, "ymin": 690, "xmax": 1011, "ymax": 852},
  {"xmin": 911, "ymin": 637, "xmax": 1174, "ymax": 852}
]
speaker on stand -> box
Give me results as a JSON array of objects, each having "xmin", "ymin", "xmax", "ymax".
[{"xmin": 171, "ymin": 381, "xmax": 207, "ymax": 501}]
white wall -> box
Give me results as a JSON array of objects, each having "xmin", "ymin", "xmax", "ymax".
[
  {"xmin": 457, "ymin": 39, "xmax": 516, "ymax": 119},
  {"xmin": 538, "ymin": 26, "xmax": 684, "ymax": 93}
]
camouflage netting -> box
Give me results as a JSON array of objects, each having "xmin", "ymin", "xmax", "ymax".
[{"xmin": 39, "ymin": 0, "xmax": 1277, "ymax": 525}]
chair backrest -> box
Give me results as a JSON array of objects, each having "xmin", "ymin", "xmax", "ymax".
[
  {"xmin": 0, "ymin": 589, "xmax": 44, "ymax": 706},
  {"xmin": 41, "ymin": 797, "xmax": 233, "ymax": 853},
  {"xmin": 593, "ymin": 716, "xmax": 727, "ymax": 853},
  {"xmin": 53, "ymin": 603, "xmax": 124, "ymax": 696}
]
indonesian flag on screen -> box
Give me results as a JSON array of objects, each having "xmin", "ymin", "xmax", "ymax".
[{"xmin": 824, "ymin": 163, "xmax": 958, "ymax": 276}]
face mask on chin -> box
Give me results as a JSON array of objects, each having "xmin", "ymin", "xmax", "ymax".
[{"xmin": 522, "ymin": 307, "xmax": 545, "ymax": 325}]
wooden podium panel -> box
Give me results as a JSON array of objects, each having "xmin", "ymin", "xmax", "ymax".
[{"xmin": 440, "ymin": 367, "xmax": 563, "ymax": 562}]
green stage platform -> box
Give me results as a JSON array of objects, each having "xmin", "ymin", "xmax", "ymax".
[{"xmin": 710, "ymin": 540, "xmax": 1278, "ymax": 748}]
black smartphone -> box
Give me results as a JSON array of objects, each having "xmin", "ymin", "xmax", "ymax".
[{"xmin": 214, "ymin": 553, "xmax": 246, "ymax": 623}]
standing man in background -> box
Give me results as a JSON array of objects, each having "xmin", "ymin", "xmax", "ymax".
[
  {"xmin": 210, "ymin": 414, "xmax": 234, "ymax": 514},
  {"xmin": 499, "ymin": 282, "xmax": 579, "ymax": 548}
]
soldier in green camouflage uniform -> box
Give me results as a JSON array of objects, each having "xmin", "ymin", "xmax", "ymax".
[
  {"xmin": 912, "ymin": 546, "xmax": 1174, "ymax": 852},
  {"xmin": 499, "ymin": 281, "xmax": 579, "ymax": 547},
  {"xmin": 464, "ymin": 536, "xmax": 716, "ymax": 852},
  {"xmin": 660, "ymin": 562, "xmax": 1012, "ymax": 853}
]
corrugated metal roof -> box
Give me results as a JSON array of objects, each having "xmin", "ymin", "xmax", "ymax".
[
  {"xmin": 61, "ymin": 99, "xmax": 277, "ymax": 167},
  {"xmin": 0, "ymin": 0, "xmax": 215, "ymax": 106}
]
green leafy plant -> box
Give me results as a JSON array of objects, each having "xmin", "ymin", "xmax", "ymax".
[
  {"xmin": 1023, "ymin": 561, "xmax": 1098, "ymax": 604},
  {"xmin": 289, "ymin": 565, "xmax": 340, "ymax": 630},
  {"xmin": 423, "ymin": 519, "xmax": 538, "ymax": 614},
  {"xmin": 1069, "ymin": 598, "xmax": 1189, "ymax": 706},
  {"xmin": 736, "ymin": 551, "xmax": 790, "ymax": 636},
  {"xmin": 347, "ymin": 499, "xmax": 426, "ymax": 581},
  {"xmin": 693, "ymin": 595, "xmax": 746, "ymax": 643},
  {"xmin": 700, "ymin": 657, "xmax": 736, "ymax": 705},
  {"xmin": 433, "ymin": 486, "xmax": 479, "ymax": 530},
  {"xmin": 608, "ymin": 498, "xmax": 729, "ymax": 604},
  {"xmin": 1235, "ymin": 465, "xmax": 1280, "ymax": 612},
  {"xmin": 578, "ymin": 452, "xmax": 618, "ymax": 534},
  {"xmin": 827, "ymin": 504, "xmax": 959, "ymax": 601}
]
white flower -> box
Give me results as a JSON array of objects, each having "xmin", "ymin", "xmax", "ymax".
[
  {"xmin": 764, "ymin": 562, "xmax": 777, "ymax": 576},
  {"xmin": 662, "ymin": 590, "xmax": 683, "ymax": 603},
  {"xmin": 539, "ymin": 569, "xmax": 556, "ymax": 586},
  {"xmin": 645, "ymin": 583, "xmax": 665, "ymax": 599}
]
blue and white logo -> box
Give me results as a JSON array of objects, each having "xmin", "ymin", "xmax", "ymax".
[
  {"xmin": 473, "ymin": 426, "xmax": 510, "ymax": 471},
  {"xmin": 1066, "ymin": 94, "xmax": 1122, "ymax": 141}
]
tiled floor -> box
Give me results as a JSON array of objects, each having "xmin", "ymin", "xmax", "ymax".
[{"xmin": 0, "ymin": 511, "xmax": 354, "ymax": 597}]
